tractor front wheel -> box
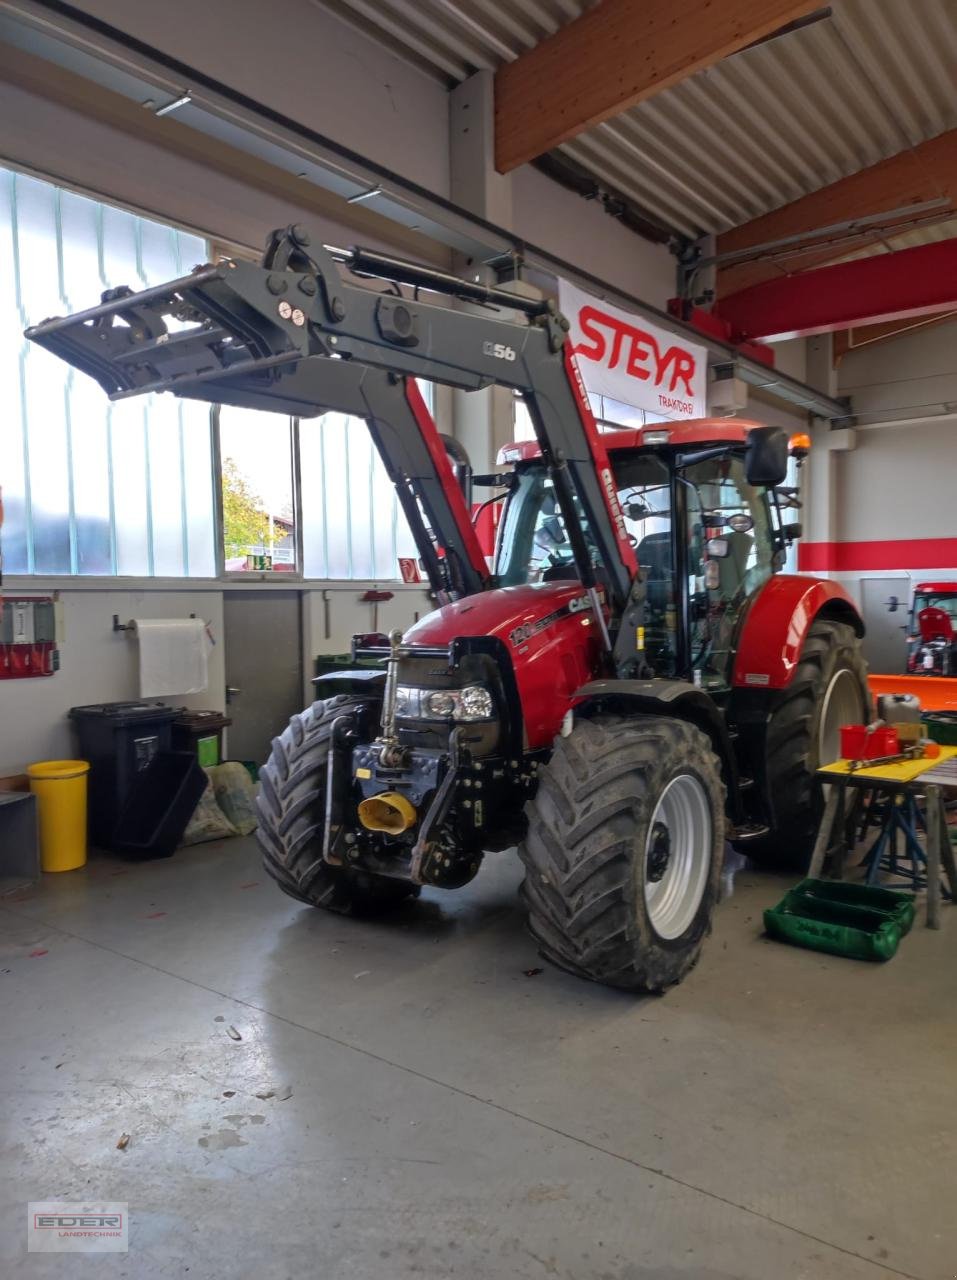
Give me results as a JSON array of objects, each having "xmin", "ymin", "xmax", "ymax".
[
  {"xmin": 741, "ymin": 617, "xmax": 870, "ymax": 871},
  {"xmin": 257, "ymin": 695, "xmax": 418, "ymax": 915},
  {"xmin": 519, "ymin": 715, "xmax": 725, "ymax": 993}
]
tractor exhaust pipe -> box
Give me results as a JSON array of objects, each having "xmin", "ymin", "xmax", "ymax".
[{"xmin": 357, "ymin": 791, "xmax": 417, "ymax": 835}]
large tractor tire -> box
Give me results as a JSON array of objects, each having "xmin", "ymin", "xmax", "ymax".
[
  {"xmin": 257, "ymin": 695, "xmax": 418, "ymax": 915},
  {"xmin": 519, "ymin": 715, "xmax": 725, "ymax": 993},
  {"xmin": 742, "ymin": 617, "xmax": 870, "ymax": 871}
]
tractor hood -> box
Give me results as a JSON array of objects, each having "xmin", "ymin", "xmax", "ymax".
[
  {"xmin": 404, "ymin": 582, "xmax": 603, "ymax": 750},
  {"xmin": 404, "ymin": 581, "xmax": 593, "ymax": 648}
]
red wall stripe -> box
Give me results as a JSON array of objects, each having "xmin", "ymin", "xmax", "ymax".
[{"xmin": 798, "ymin": 538, "xmax": 957, "ymax": 572}]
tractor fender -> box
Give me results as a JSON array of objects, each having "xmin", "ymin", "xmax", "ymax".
[
  {"xmin": 732, "ymin": 575, "xmax": 863, "ymax": 691},
  {"xmin": 572, "ymin": 678, "xmax": 742, "ymax": 817}
]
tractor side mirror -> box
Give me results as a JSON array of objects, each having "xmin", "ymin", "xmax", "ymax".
[
  {"xmin": 745, "ymin": 426, "xmax": 789, "ymax": 487},
  {"xmin": 625, "ymin": 499, "xmax": 653, "ymax": 521},
  {"xmin": 706, "ymin": 536, "xmax": 730, "ymax": 559},
  {"xmin": 782, "ymin": 521, "xmax": 802, "ymax": 542}
]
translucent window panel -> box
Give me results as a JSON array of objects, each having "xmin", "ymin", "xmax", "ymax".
[
  {"xmin": 307, "ymin": 413, "xmax": 349, "ymax": 578},
  {"xmin": 22, "ymin": 345, "xmax": 72, "ymax": 574},
  {"xmin": 100, "ymin": 204, "xmax": 143, "ymax": 289},
  {"xmin": 371, "ymin": 437, "xmax": 401, "ymax": 577},
  {"xmin": 0, "ymin": 163, "xmax": 214, "ymax": 577},
  {"xmin": 12, "ymin": 173, "xmax": 62, "ymax": 326},
  {"xmin": 58, "ymin": 190, "xmax": 105, "ymax": 311},
  {"xmin": 347, "ymin": 422, "xmax": 377, "ymax": 580},
  {"xmin": 147, "ymin": 396, "xmax": 187, "ymax": 577},
  {"xmin": 182, "ymin": 401, "xmax": 216, "ymax": 578},
  {"xmin": 298, "ymin": 416, "xmax": 329, "ymax": 579},
  {"xmin": 219, "ymin": 406, "xmax": 296, "ymax": 572},
  {"xmin": 70, "ymin": 372, "xmax": 113, "ymax": 574},
  {"xmin": 300, "ymin": 412, "xmax": 417, "ymax": 581},
  {"xmin": 0, "ymin": 347, "xmax": 29, "ymax": 574},
  {"xmin": 110, "ymin": 399, "xmax": 151, "ymax": 575}
]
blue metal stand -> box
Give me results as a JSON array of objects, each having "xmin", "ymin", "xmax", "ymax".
[{"xmin": 864, "ymin": 793, "xmax": 950, "ymax": 897}]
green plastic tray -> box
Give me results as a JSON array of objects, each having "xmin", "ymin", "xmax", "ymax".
[
  {"xmin": 764, "ymin": 878, "xmax": 911, "ymax": 962},
  {"xmin": 790, "ymin": 878, "xmax": 915, "ymax": 935}
]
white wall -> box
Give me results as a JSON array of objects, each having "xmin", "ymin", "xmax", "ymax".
[
  {"xmin": 838, "ymin": 322, "xmax": 957, "ymax": 424},
  {"xmin": 510, "ymin": 165, "xmax": 676, "ymax": 309},
  {"xmin": 69, "ymin": 0, "xmax": 450, "ymax": 197},
  {"xmin": 0, "ymin": 589, "xmax": 224, "ymax": 775},
  {"xmin": 797, "ymin": 322, "xmax": 957, "ymax": 644}
]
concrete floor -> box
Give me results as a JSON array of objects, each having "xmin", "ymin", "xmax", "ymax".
[{"xmin": 1, "ymin": 838, "xmax": 955, "ymax": 1280}]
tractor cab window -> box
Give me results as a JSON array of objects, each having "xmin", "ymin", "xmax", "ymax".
[
  {"xmin": 496, "ymin": 456, "xmax": 679, "ymax": 676},
  {"xmin": 614, "ymin": 454, "xmax": 677, "ymax": 676},
  {"xmin": 682, "ymin": 454, "xmax": 775, "ymax": 690},
  {"xmin": 496, "ymin": 468, "xmax": 599, "ymax": 586}
]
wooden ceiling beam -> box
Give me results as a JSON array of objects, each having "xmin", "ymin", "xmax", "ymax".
[
  {"xmin": 716, "ymin": 129, "xmax": 957, "ymax": 295},
  {"xmin": 494, "ymin": 0, "xmax": 823, "ymax": 173}
]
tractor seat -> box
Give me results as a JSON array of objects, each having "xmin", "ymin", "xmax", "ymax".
[{"xmin": 637, "ymin": 531, "xmax": 672, "ymax": 580}]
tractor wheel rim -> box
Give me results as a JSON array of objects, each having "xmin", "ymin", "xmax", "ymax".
[
  {"xmin": 819, "ymin": 666, "xmax": 864, "ymax": 764},
  {"xmin": 643, "ymin": 773, "xmax": 712, "ymax": 941}
]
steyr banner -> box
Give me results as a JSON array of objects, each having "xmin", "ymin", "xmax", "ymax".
[{"xmin": 558, "ymin": 280, "xmax": 708, "ymax": 420}]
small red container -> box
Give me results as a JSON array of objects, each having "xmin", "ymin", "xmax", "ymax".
[{"xmin": 840, "ymin": 724, "xmax": 900, "ymax": 760}]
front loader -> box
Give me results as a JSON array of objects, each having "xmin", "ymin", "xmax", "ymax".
[{"xmin": 27, "ymin": 223, "xmax": 869, "ymax": 992}]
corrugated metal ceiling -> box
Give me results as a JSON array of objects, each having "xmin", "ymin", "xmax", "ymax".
[
  {"xmin": 314, "ymin": 0, "xmax": 957, "ymax": 241},
  {"xmin": 312, "ymin": 0, "xmax": 595, "ymax": 81}
]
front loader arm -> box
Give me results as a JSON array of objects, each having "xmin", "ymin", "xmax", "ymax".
[{"xmin": 26, "ymin": 225, "xmax": 644, "ymax": 669}]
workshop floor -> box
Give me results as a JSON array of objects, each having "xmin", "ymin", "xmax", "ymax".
[{"xmin": 1, "ymin": 838, "xmax": 954, "ymax": 1280}]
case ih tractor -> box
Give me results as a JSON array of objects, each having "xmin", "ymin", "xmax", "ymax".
[{"xmin": 27, "ymin": 224, "xmax": 869, "ymax": 992}]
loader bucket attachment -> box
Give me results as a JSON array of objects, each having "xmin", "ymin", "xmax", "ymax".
[{"xmin": 24, "ymin": 259, "xmax": 315, "ymax": 405}]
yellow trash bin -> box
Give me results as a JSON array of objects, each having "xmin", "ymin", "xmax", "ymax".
[{"xmin": 27, "ymin": 759, "xmax": 90, "ymax": 872}]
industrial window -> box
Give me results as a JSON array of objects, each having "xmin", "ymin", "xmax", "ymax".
[
  {"xmin": 1, "ymin": 164, "xmax": 428, "ymax": 583},
  {"xmin": 0, "ymin": 165, "xmax": 216, "ymax": 577}
]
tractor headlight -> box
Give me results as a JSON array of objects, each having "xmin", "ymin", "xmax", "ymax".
[{"xmin": 395, "ymin": 684, "xmax": 495, "ymax": 722}]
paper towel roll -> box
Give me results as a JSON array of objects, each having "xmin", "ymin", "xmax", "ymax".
[{"xmin": 133, "ymin": 618, "xmax": 209, "ymax": 697}]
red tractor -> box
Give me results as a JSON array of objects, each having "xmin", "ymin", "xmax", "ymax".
[
  {"xmin": 906, "ymin": 582, "xmax": 957, "ymax": 675},
  {"xmin": 27, "ymin": 224, "xmax": 869, "ymax": 992}
]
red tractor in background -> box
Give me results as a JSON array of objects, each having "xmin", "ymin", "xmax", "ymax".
[
  {"xmin": 27, "ymin": 224, "xmax": 870, "ymax": 993},
  {"xmin": 906, "ymin": 582, "xmax": 957, "ymax": 676}
]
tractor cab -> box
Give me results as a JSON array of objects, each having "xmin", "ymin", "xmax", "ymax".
[{"xmin": 494, "ymin": 419, "xmax": 804, "ymax": 695}]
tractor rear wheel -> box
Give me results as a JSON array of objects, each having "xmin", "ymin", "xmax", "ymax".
[
  {"xmin": 519, "ymin": 715, "xmax": 725, "ymax": 993},
  {"xmin": 257, "ymin": 695, "xmax": 418, "ymax": 915},
  {"xmin": 741, "ymin": 617, "xmax": 870, "ymax": 871}
]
